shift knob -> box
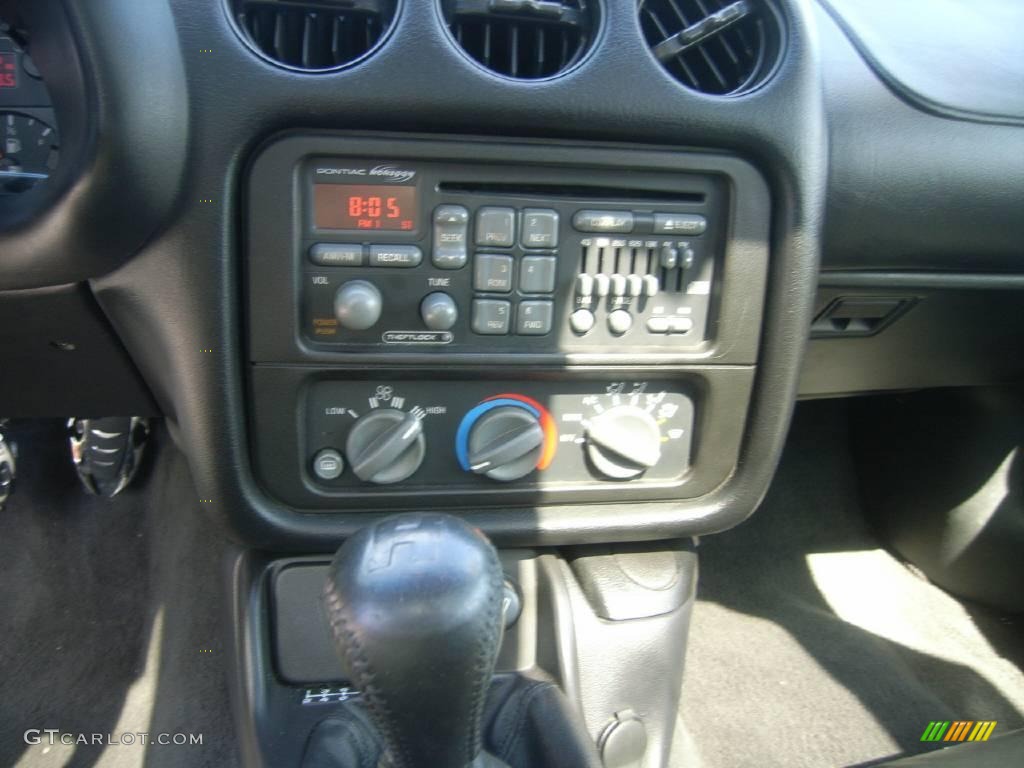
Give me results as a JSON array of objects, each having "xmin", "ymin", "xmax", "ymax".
[{"xmin": 322, "ymin": 513, "xmax": 506, "ymax": 768}]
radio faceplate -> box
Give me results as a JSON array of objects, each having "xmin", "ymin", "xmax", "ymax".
[{"xmin": 298, "ymin": 157, "xmax": 725, "ymax": 355}]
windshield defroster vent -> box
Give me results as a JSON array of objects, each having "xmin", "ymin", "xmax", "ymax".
[
  {"xmin": 638, "ymin": 0, "xmax": 782, "ymax": 95},
  {"xmin": 441, "ymin": 0, "xmax": 598, "ymax": 80},
  {"xmin": 229, "ymin": 0, "xmax": 397, "ymax": 72}
]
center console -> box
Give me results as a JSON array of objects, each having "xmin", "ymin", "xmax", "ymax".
[{"xmin": 247, "ymin": 135, "xmax": 770, "ymax": 517}]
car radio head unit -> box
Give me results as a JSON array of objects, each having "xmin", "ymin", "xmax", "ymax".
[{"xmin": 297, "ymin": 156, "xmax": 725, "ymax": 355}]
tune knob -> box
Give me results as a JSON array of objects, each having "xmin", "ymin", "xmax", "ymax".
[
  {"xmin": 345, "ymin": 409, "xmax": 425, "ymax": 484},
  {"xmin": 585, "ymin": 405, "xmax": 662, "ymax": 480},
  {"xmin": 334, "ymin": 280, "xmax": 383, "ymax": 331},
  {"xmin": 456, "ymin": 396, "xmax": 557, "ymax": 482}
]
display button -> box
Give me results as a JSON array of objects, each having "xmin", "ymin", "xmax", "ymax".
[
  {"xmin": 472, "ymin": 299, "xmax": 512, "ymax": 335},
  {"xmin": 310, "ymin": 243, "xmax": 364, "ymax": 267},
  {"xmin": 475, "ymin": 207, "xmax": 516, "ymax": 247},
  {"xmin": 517, "ymin": 301, "xmax": 553, "ymax": 336},
  {"xmin": 572, "ymin": 210, "xmax": 635, "ymax": 234},
  {"xmin": 668, "ymin": 316, "xmax": 694, "ymax": 334},
  {"xmin": 312, "ymin": 449, "xmax": 344, "ymax": 481},
  {"xmin": 646, "ymin": 317, "xmax": 670, "ymax": 334},
  {"xmin": 654, "ymin": 213, "xmax": 706, "ymax": 235},
  {"xmin": 520, "ymin": 256, "xmax": 557, "ymax": 293},
  {"xmin": 433, "ymin": 205, "xmax": 469, "ymax": 269},
  {"xmin": 570, "ymin": 309, "xmax": 595, "ymax": 334},
  {"xmin": 368, "ymin": 244, "xmax": 422, "ymax": 268},
  {"xmin": 521, "ymin": 209, "xmax": 559, "ymax": 248},
  {"xmin": 608, "ymin": 309, "xmax": 633, "ymax": 335},
  {"xmin": 474, "ymin": 254, "xmax": 514, "ymax": 293}
]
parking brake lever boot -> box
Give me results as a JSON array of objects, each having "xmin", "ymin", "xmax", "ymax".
[{"xmin": 321, "ymin": 513, "xmax": 508, "ymax": 768}]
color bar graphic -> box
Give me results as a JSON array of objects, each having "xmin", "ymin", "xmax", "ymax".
[{"xmin": 920, "ymin": 720, "xmax": 996, "ymax": 742}]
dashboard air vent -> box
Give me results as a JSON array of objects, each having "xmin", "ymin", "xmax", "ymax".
[
  {"xmin": 638, "ymin": 0, "xmax": 782, "ymax": 95},
  {"xmin": 441, "ymin": 0, "xmax": 598, "ymax": 80},
  {"xmin": 229, "ymin": 0, "xmax": 397, "ymax": 72}
]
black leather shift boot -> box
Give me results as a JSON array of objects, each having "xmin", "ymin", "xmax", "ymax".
[{"xmin": 301, "ymin": 675, "xmax": 602, "ymax": 768}]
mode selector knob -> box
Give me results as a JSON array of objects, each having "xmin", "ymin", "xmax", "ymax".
[
  {"xmin": 585, "ymin": 405, "xmax": 662, "ymax": 480},
  {"xmin": 346, "ymin": 409, "xmax": 425, "ymax": 484},
  {"xmin": 334, "ymin": 280, "xmax": 383, "ymax": 331}
]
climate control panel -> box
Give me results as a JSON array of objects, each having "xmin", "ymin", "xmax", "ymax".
[{"xmin": 304, "ymin": 380, "xmax": 695, "ymax": 491}]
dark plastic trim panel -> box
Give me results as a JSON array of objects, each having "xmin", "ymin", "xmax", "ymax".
[{"xmin": 87, "ymin": 0, "xmax": 825, "ymax": 549}]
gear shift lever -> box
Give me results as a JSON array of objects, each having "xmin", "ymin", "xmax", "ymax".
[{"xmin": 322, "ymin": 513, "xmax": 507, "ymax": 768}]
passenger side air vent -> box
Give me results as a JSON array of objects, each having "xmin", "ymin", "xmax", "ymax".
[
  {"xmin": 228, "ymin": 0, "xmax": 397, "ymax": 72},
  {"xmin": 638, "ymin": 0, "xmax": 782, "ymax": 95},
  {"xmin": 441, "ymin": 0, "xmax": 598, "ymax": 80}
]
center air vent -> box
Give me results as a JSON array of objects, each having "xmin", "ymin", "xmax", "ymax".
[
  {"xmin": 638, "ymin": 0, "xmax": 782, "ymax": 95},
  {"xmin": 441, "ymin": 0, "xmax": 598, "ymax": 80},
  {"xmin": 229, "ymin": 0, "xmax": 397, "ymax": 72}
]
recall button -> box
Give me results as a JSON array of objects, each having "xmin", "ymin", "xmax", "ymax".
[{"xmin": 369, "ymin": 245, "xmax": 423, "ymax": 268}]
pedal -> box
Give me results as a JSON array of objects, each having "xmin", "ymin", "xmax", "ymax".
[
  {"xmin": 69, "ymin": 417, "xmax": 150, "ymax": 497},
  {"xmin": 0, "ymin": 423, "xmax": 15, "ymax": 510}
]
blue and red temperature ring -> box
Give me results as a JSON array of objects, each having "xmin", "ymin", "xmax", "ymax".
[{"xmin": 455, "ymin": 394, "xmax": 558, "ymax": 473}]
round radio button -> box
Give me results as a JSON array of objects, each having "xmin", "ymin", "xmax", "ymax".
[
  {"xmin": 608, "ymin": 309, "xmax": 633, "ymax": 335},
  {"xmin": 420, "ymin": 292, "xmax": 458, "ymax": 331},
  {"xmin": 312, "ymin": 449, "xmax": 344, "ymax": 481},
  {"xmin": 334, "ymin": 280, "xmax": 383, "ymax": 331},
  {"xmin": 570, "ymin": 309, "xmax": 596, "ymax": 335}
]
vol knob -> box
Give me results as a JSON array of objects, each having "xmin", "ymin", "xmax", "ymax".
[
  {"xmin": 585, "ymin": 405, "xmax": 662, "ymax": 480},
  {"xmin": 334, "ymin": 280, "xmax": 383, "ymax": 331},
  {"xmin": 466, "ymin": 407, "xmax": 545, "ymax": 482},
  {"xmin": 346, "ymin": 409, "xmax": 425, "ymax": 484}
]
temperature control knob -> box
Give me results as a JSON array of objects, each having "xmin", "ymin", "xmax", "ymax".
[
  {"xmin": 334, "ymin": 280, "xmax": 383, "ymax": 331},
  {"xmin": 346, "ymin": 409, "xmax": 425, "ymax": 484},
  {"xmin": 456, "ymin": 396, "xmax": 557, "ymax": 483},
  {"xmin": 466, "ymin": 407, "xmax": 544, "ymax": 482},
  {"xmin": 585, "ymin": 405, "xmax": 662, "ymax": 480}
]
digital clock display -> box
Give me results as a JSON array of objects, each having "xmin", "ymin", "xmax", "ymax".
[
  {"xmin": 0, "ymin": 53, "xmax": 17, "ymax": 89},
  {"xmin": 313, "ymin": 184, "xmax": 417, "ymax": 231}
]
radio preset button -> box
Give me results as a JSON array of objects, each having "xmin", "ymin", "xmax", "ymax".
[
  {"xmin": 521, "ymin": 209, "xmax": 559, "ymax": 248},
  {"xmin": 570, "ymin": 309, "xmax": 596, "ymax": 334},
  {"xmin": 654, "ymin": 213, "xmax": 707, "ymax": 235},
  {"xmin": 610, "ymin": 274, "xmax": 627, "ymax": 297},
  {"xmin": 420, "ymin": 292, "xmax": 459, "ymax": 331},
  {"xmin": 520, "ymin": 256, "xmax": 557, "ymax": 293},
  {"xmin": 310, "ymin": 243, "xmax": 364, "ymax": 267},
  {"xmin": 474, "ymin": 254, "xmax": 514, "ymax": 293},
  {"xmin": 646, "ymin": 317, "xmax": 670, "ymax": 334},
  {"xmin": 432, "ymin": 205, "xmax": 469, "ymax": 269},
  {"xmin": 476, "ymin": 207, "xmax": 516, "ymax": 247},
  {"xmin": 643, "ymin": 275, "xmax": 660, "ymax": 297},
  {"xmin": 517, "ymin": 301, "xmax": 553, "ymax": 336},
  {"xmin": 593, "ymin": 274, "xmax": 611, "ymax": 297},
  {"xmin": 573, "ymin": 210, "xmax": 634, "ymax": 234},
  {"xmin": 626, "ymin": 275, "xmax": 644, "ymax": 297},
  {"xmin": 608, "ymin": 309, "xmax": 633, "ymax": 335},
  {"xmin": 472, "ymin": 299, "xmax": 511, "ymax": 335},
  {"xmin": 575, "ymin": 274, "xmax": 594, "ymax": 298},
  {"xmin": 369, "ymin": 244, "xmax": 422, "ymax": 268}
]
